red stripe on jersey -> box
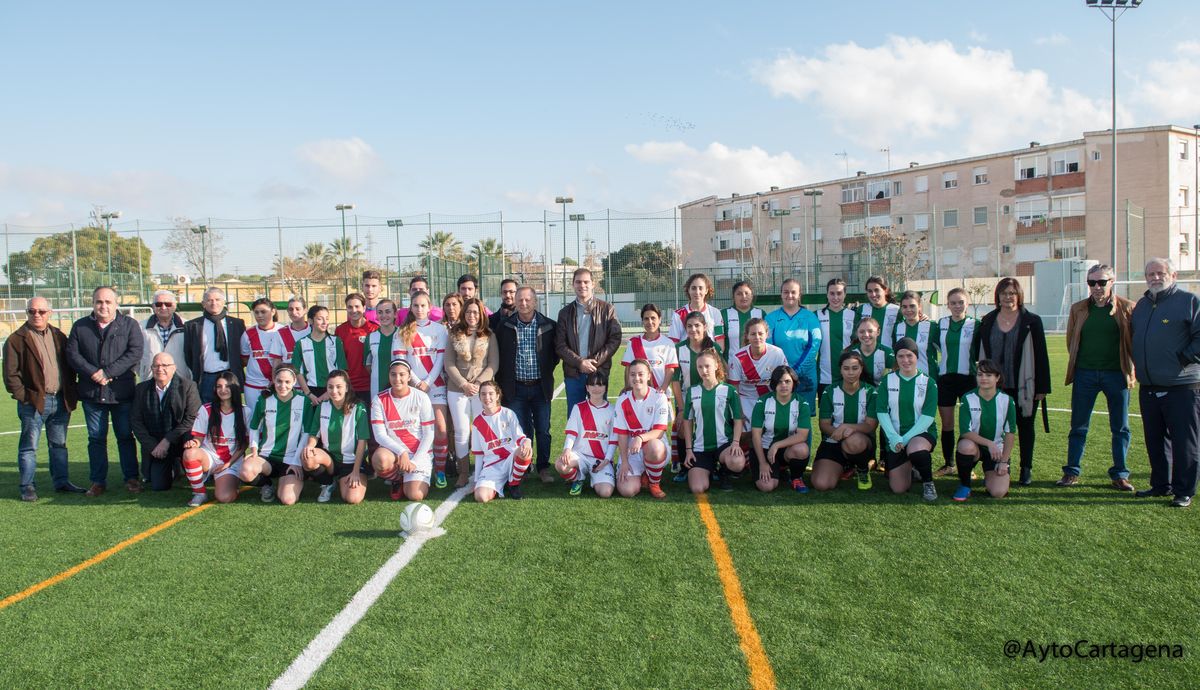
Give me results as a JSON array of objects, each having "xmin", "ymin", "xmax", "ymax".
[
  {"xmin": 246, "ymin": 327, "xmax": 275, "ymax": 380},
  {"xmin": 412, "ymin": 331, "xmax": 435, "ymax": 379},
  {"xmin": 577, "ymin": 401, "xmax": 606, "ymax": 460},
  {"xmin": 279, "ymin": 327, "xmax": 296, "ymax": 354},
  {"xmin": 629, "ymin": 337, "xmax": 660, "ymax": 388},
  {"xmin": 381, "ymin": 392, "xmax": 420, "ymax": 452},
  {"xmin": 473, "ymin": 414, "xmax": 511, "ymax": 461},
  {"xmin": 735, "ymin": 349, "xmax": 762, "ymax": 385},
  {"xmin": 618, "ymin": 397, "xmax": 642, "ymax": 435}
]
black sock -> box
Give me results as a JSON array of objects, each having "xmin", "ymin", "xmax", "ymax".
[
  {"xmin": 956, "ymin": 453, "xmax": 976, "ymax": 488},
  {"xmin": 909, "ymin": 450, "xmax": 933, "ymax": 483},
  {"xmin": 941, "ymin": 430, "xmax": 956, "ymax": 466},
  {"xmin": 788, "ymin": 459, "xmax": 805, "ymax": 482},
  {"xmin": 849, "ymin": 450, "xmax": 873, "ymax": 472}
]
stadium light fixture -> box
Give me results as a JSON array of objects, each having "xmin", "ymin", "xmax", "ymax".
[
  {"xmin": 555, "ymin": 197, "xmax": 573, "ymax": 295},
  {"xmin": 100, "ymin": 210, "xmax": 122, "ymax": 285},
  {"xmin": 190, "ymin": 224, "xmax": 209, "ymax": 284},
  {"xmin": 335, "ymin": 204, "xmax": 355, "ymax": 291},
  {"xmin": 803, "ymin": 190, "xmax": 823, "ymax": 291}
]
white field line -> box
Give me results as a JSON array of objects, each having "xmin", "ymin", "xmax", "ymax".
[
  {"xmin": 270, "ymin": 485, "xmax": 471, "ymax": 690},
  {"xmin": 1046, "ymin": 407, "xmax": 1142, "ymax": 419},
  {"xmin": 0, "ymin": 424, "xmax": 85, "ymax": 436},
  {"xmin": 551, "ymin": 382, "xmax": 566, "ymax": 400}
]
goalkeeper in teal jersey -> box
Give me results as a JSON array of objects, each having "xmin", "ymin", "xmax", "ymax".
[
  {"xmin": 749, "ymin": 365, "xmax": 812, "ymax": 493},
  {"xmin": 876, "ymin": 338, "xmax": 940, "ymax": 501},
  {"xmin": 952, "ymin": 359, "xmax": 1016, "ymax": 501}
]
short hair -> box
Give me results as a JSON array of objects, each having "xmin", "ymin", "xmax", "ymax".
[
  {"xmin": 409, "ymin": 275, "xmax": 428, "ymax": 288},
  {"xmin": 457, "ymin": 274, "xmax": 478, "ymax": 288},
  {"xmin": 344, "ymin": 292, "xmax": 366, "ymax": 307},
  {"xmin": 92, "ymin": 286, "xmax": 116, "ymax": 300},
  {"xmin": 993, "ymin": 277, "xmax": 1024, "ymax": 308},
  {"xmin": 151, "ymin": 289, "xmax": 177, "ymax": 304},
  {"xmin": 946, "ymin": 287, "xmax": 967, "ymax": 300},
  {"xmin": 769, "ymin": 365, "xmax": 800, "ymax": 391},
  {"xmin": 1146, "ymin": 257, "xmax": 1176, "ymax": 274},
  {"xmin": 202, "ymin": 287, "xmax": 225, "ymax": 300},
  {"xmin": 287, "ymin": 295, "xmax": 307, "ymax": 308},
  {"xmin": 250, "ymin": 297, "xmax": 277, "ymax": 319},
  {"xmin": 1088, "ymin": 264, "xmax": 1114, "ymax": 277},
  {"xmin": 572, "ymin": 267, "xmax": 593, "ymax": 281},
  {"xmin": 894, "ymin": 337, "xmax": 920, "ymax": 356},
  {"xmin": 515, "ymin": 286, "xmax": 538, "ymax": 302},
  {"xmin": 731, "ymin": 280, "xmax": 754, "ymax": 297},
  {"xmin": 976, "ymin": 358, "xmax": 1004, "ymax": 386},
  {"xmin": 500, "ymin": 278, "xmax": 518, "ymax": 290},
  {"xmin": 26, "ymin": 295, "xmax": 50, "ymax": 310},
  {"xmin": 640, "ymin": 303, "xmax": 661, "ymax": 318},
  {"xmin": 361, "ymin": 270, "xmax": 382, "ymax": 282}
]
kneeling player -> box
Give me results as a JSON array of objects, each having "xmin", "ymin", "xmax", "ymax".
[
  {"xmin": 241, "ymin": 364, "xmax": 308, "ymax": 504},
  {"xmin": 556, "ymin": 373, "xmax": 616, "ymax": 498},
  {"xmin": 953, "ymin": 360, "xmax": 1015, "ymax": 501},
  {"xmin": 749, "ymin": 365, "xmax": 811, "ymax": 493},
  {"xmin": 681, "ymin": 350, "xmax": 745, "ymax": 494},
  {"xmin": 811, "ymin": 351, "xmax": 879, "ymax": 492},
  {"xmin": 300, "ymin": 370, "xmax": 371, "ymax": 504},
  {"xmin": 876, "ymin": 338, "xmax": 940, "ymax": 501},
  {"xmin": 181, "ymin": 372, "xmax": 251, "ymax": 507},
  {"xmin": 614, "ymin": 360, "xmax": 672, "ymax": 499},
  {"xmin": 371, "ymin": 360, "xmax": 435, "ymax": 502},
  {"xmin": 472, "ymin": 381, "xmax": 532, "ymax": 502}
]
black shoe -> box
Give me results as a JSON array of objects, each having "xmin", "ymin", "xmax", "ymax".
[
  {"xmin": 719, "ymin": 474, "xmax": 733, "ymax": 492},
  {"xmin": 506, "ymin": 483, "xmax": 524, "ymax": 500},
  {"xmin": 1135, "ymin": 488, "xmax": 1171, "ymax": 498},
  {"xmin": 1018, "ymin": 467, "xmax": 1032, "ymax": 486},
  {"xmin": 55, "ymin": 482, "xmax": 87, "ymax": 494},
  {"xmin": 1171, "ymin": 495, "xmax": 1192, "ymax": 508}
]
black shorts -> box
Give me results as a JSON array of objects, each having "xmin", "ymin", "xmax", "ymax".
[
  {"xmin": 937, "ymin": 374, "xmax": 975, "ymax": 407},
  {"xmin": 882, "ymin": 432, "xmax": 937, "ymax": 470},
  {"xmin": 814, "ymin": 436, "xmax": 876, "ymax": 468},
  {"xmin": 750, "ymin": 449, "xmax": 788, "ymax": 480},
  {"xmin": 961, "ymin": 445, "xmax": 1003, "ymax": 473},
  {"xmin": 334, "ymin": 462, "xmax": 375, "ymax": 478},
  {"xmin": 689, "ymin": 442, "xmax": 731, "ymax": 472},
  {"xmin": 267, "ymin": 459, "xmax": 302, "ymax": 480}
]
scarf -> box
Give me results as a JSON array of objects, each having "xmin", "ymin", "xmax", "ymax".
[{"xmin": 203, "ymin": 309, "xmax": 229, "ymax": 362}]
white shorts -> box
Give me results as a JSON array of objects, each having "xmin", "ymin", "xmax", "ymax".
[
  {"xmin": 620, "ymin": 438, "xmax": 668, "ymax": 477},
  {"xmin": 427, "ymin": 384, "xmax": 447, "ymax": 406},
  {"xmin": 243, "ymin": 385, "xmax": 268, "ymax": 418},
  {"xmin": 398, "ymin": 450, "xmax": 433, "ymax": 485},
  {"xmin": 738, "ymin": 395, "xmax": 757, "ymax": 426},
  {"xmin": 475, "ymin": 456, "xmax": 514, "ymax": 496},
  {"xmin": 564, "ymin": 450, "xmax": 615, "ymax": 487},
  {"xmin": 200, "ymin": 449, "xmax": 242, "ymax": 482}
]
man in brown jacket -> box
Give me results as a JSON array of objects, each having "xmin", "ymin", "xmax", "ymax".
[
  {"xmin": 1059, "ymin": 264, "xmax": 1135, "ymax": 491},
  {"xmin": 556, "ymin": 268, "xmax": 623, "ymax": 414},
  {"xmin": 4, "ymin": 296, "xmax": 84, "ymax": 500}
]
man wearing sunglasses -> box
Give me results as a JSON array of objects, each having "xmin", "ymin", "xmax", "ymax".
[
  {"xmin": 4, "ymin": 297, "xmax": 85, "ymax": 500},
  {"xmin": 1060, "ymin": 265, "xmax": 1135, "ymax": 491},
  {"xmin": 137, "ymin": 290, "xmax": 190, "ymax": 382}
]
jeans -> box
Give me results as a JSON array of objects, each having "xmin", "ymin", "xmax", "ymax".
[
  {"xmin": 82, "ymin": 400, "xmax": 138, "ymax": 486},
  {"xmin": 509, "ymin": 382, "xmax": 552, "ymax": 471},
  {"xmin": 1065, "ymin": 369, "xmax": 1131, "ymax": 479},
  {"xmin": 1002, "ymin": 388, "xmax": 1037, "ymax": 471},
  {"xmin": 141, "ymin": 441, "xmax": 183, "ymax": 491},
  {"xmin": 198, "ymin": 371, "xmax": 222, "ymax": 405},
  {"xmin": 564, "ymin": 373, "xmax": 589, "ymax": 414},
  {"xmin": 1140, "ymin": 387, "xmax": 1200, "ymax": 498},
  {"xmin": 16, "ymin": 394, "xmax": 72, "ymax": 490}
]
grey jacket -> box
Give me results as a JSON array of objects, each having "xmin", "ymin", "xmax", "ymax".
[{"xmin": 1131, "ymin": 284, "xmax": 1200, "ymax": 388}]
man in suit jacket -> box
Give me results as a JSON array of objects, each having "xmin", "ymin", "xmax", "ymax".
[
  {"xmin": 184, "ymin": 286, "xmax": 246, "ymax": 405},
  {"xmin": 131, "ymin": 353, "xmax": 201, "ymax": 492},
  {"xmin": 494, "ymin": 286, "xmax": 559, "ymax": 482},
  {"xmin": 4, "ymin": 296, "xmax": 83, "ymax": 500}
]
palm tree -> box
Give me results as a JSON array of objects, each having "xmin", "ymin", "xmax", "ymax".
[
  {"xmin": 469, "ymin": 237, "xmax": 505, "ymax": 275},
  {"xmin": 418, "ymin": 230, "xmax": 465, "ymax": 263},
  {"xmin": 325, "ymin": 237, "xmax": 366, "ymax": 285}
]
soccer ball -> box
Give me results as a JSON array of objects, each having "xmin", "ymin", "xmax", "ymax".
[{"xmin": 399, "ymin": 502, "xmax": 435, "ymax": 535}]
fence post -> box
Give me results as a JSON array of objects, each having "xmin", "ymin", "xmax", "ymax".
[
  {"xmin": 136, "ymin": 219, "xmax": 145, "ymax": 301},
  {"xmin": 4, "ymin": 222, "xmax": 10, "ymax": 301}
]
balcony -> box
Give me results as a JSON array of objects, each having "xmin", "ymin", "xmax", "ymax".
[
  {"xmin": 839, "ymin": 198, "xmax": 891, "ymax": 214},
  {"xmin": 840, "ymin": 236, "xmax": 866, "ymax": 252},
  {"xmin": 715, "ymin": 248, "xmax": 754, "ymax": 262},
  {"xmin": 1015, "ymin": 215, "xmax": 1085, "ymax": 237},
  {"xmin": 715, "ymin": 218, "xmax": 753, "ymax": 232},
  {"xmin": 1014, "ymin": 171, "xmax": 1086, "ymax": 196}
]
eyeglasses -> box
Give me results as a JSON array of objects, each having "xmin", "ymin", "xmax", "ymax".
[
  {"xmin": 154, "ymin": 302, "xmax": 175, "ymax": 308},
  {"xmin": 150, "ymin": 364, "xmax": 175, "ymax": 369},
  {"xmin": 1086, "ymin": 279, "xmax": 1110, "ymax": 287},
  {"xmin": 26, "ymin": 309, "xmax": 49, "ymax": 316}
]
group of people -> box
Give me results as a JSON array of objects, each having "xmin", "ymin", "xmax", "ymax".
[{"xmin": 6, "ymin": 258, "xmax": 1198, "ymax": 508}]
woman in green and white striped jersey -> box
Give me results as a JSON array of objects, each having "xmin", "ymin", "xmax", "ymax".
[
  {"xmin": 848, "ymin": 317, "xmax": 895, "ymax": 387},
  {"xmin": 891, "ymin": 291, "xmax": 939, "ymax": 376},
  {"xmin": 817, "ymin": 278, "xmax": 857, "ymax": 401},
  {"xmin": 681, "ymin": 350, "xmax": 745, "ymax": 494},
  {"xmin": 952, "ymin": 359, "xmax": 1016, "ymax": 501},
  {"xmin": 876, "ymin": 337, "xmax": 940, "ymax": 501},
  {"xmin": 812, "ymin": 351, "xmax": 878, "ymax": 492},
  {"xmin": 934, "ymin": 287, "xmax": 978, "ymax": 477},
  {"xmin": 723, "ymin": 280, "xmax": 764, "ymax": 357},
  {"xmin": 300, "ymin": 370, "xmax": 371, "ymax": 505},
  {"xmin": 291, "ymin": 305, "xmax": 347, "ymax": 406},
  {"xmin": 856, "ymin": 276, "xmax": 901, "ymax": 349},
  {"xmin": 749, "ymin": 365, "xmax": 811, "ymax": 494},
  {"xmin": 671, "ymin": 311, "xmax": 724, "ymax": 481},
  {"xmin": 240, "ymin": 364, "xmax": 310, "ymax": 505}
]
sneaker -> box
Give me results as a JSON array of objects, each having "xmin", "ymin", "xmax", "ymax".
[
  {"xmin": 856, "ymin": 470, "xmax": 872, "ymax": 491},
  {"xmin": 1171, "ymin": 495, "xmax": 1192, "ymax": 508},
  {"xmin": 1055, "ymin": 474, "xmax": 1080, "ymax": 487},
  {"xmin": 318, "ymin": 484, "xmax": 335, "ymax": 503},
  {"xmin": 389, "ymin": 480, "xmax": 404, "ymax": 501},
  {"xmin": 648, "ymin": 482, "xmax": 667, "ymax": 500},
  {"xmin": 952, "ymin": 485, "xmax": 971, "ymax": 502},
  {"xmin": 260, "ymin": 483, "xmax": 276, "ymax": 503},
  {"xmin": 1018, "ymin": 467, "xmax": 1032, "ymax": 486},
  {"xmin": 672, "ymin": 469, "xmax": 688, "ymax": 483},
  {"xmin": 670, "ymin": 459, "xmax": 681, "ymax": 474},
  {"xmin": 569, "ymin": 479, "xmax": 585, "ymax": 496},
  {"xmin": 840, "ymin": 468, "xmax": 855, "ymax": 482},
  {"xmin": 434, "ymin": 471, "xmax": 447, "ymax": 489},
  {"xmin": 933, "ymin": 464, "xmax": 956, "ymax": 478},
  {"xmin": 187, "ymin": 492, "xmax": 207, "ymax": 507},
  {"xmin": 506, "ymin": 482, "xmax": 524, "ymax": 500},
  {"xmin": 922, "ymin": 482, "xmax": 937, "ymax": 501},
  {"xmin": 791, "ymin": 478, "xmax": 809, "ymax": 494},
  {"xmin": 539, "ymin": 468, "xmax": 555, "ymax": 484},
  {"xmin": 20, "ymin": 486, "xmax": 37, "ymax": 502}
]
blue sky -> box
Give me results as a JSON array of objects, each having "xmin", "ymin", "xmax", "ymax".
[{"xmin": 2, "ymin": 0, "xmax": 1198, "ymax": 274}]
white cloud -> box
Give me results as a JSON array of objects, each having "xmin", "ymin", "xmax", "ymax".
[
  {"xmin": 1135, "ymin": 42, "xmax": 1200, "ymax": 121},
  {"xmin": 1034, "ymin": 33, "xmax": 1069, "ymax": 47},
  {"xmin": 753, "ymin": 36, "xmax": 1118, "ymax": 154},
  {"xmin": 0, "ymin": 162, "xmax": 204, "ymax": 225},
  {"xmin": 296, "ymin": 137, "xmax": 383, "ymax": 181},
  {"xmin": 625, "ymin": 141, "xmax": 816, "ymax": 202}
]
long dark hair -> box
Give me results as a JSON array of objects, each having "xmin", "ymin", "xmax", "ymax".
[
  {"xmin": 451, "ymin": 297, "xmax": 492, "ymax": 339},
  {"xmin": 209, "ymin": 371, "xmax": 249, "ymax": 450},
  {"xmin": 325, "ymin": 370, "xmax": 359, "ymax": 416},
  {"xmin": 685, "ymin": 311, "xmax": 717, "ymax": 352}
]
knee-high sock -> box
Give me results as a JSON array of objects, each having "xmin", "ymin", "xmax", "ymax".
[
  {"xmin": 941, "ymin": 430, "xmax": 956, "ymax": 466},
  {"xmin": 377, "ymin": 463, "xmax": 400, "ymax": 482},
  {"xmin": 181, "ymin": 455, "xmax": 206, "ymax": 494},
  {"xmin": 788, "ymin": 459, "xmax": 806, "ymax": 480},
  {"xmin": 560, "ymin": 461, "xmax": 579, "ymax": 481},
  {"xmin": 433, "ymin": 440, "xmax": 448, "ymax": 473},
  {"xmin": 508, "ymin": 453, "xmax": 531, "ymax": 486},
  {"xmin": 956, "ymin": 453, "xmax": 977, "ymax": 488},
  {"xmin": 909, "ymin": 450, "xmax": 933, "ymax": 483},
  {"xmin": 849, "ymin": 449, "xmax": 873, "ymax": 472},
  {"xmin": 644, "ymin": 452, "xmax": 668, "ymax": 485}
]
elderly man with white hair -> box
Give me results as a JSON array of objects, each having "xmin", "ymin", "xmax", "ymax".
[
  {"xmin": 183, "ymin": 286, "xmax": 246, "ymax": 404},
  {"xmin": 137, "ymin": 289, "xmax": 190, "ymax": 382},
  {"xmin": 1131, "ymin": 257, "xmax": 1200, "ymax": 508}
]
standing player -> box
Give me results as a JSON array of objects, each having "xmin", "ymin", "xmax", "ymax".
[
  {"xmin": 335, "ymin": 292, "xmax": 379, "ymax": 403},
  {"xmin": 299, "ymin": 370, "xmax": 370, "ymax": 504},
  {"xmin": 472, "ymin": 380, "xmax": 533, "ymax": 502},
  {"xmin": 811, "ymin": 351, "xmax": 878, "ymax": 491},
  {"xmin": 765, "ymin": 279, "xmax": 822, "ymax": 411},
  {"xmin": 277, "ymin": 296, "xmax": 311, "ymax": 357},
  {"xmin": 180, "ymin": 372, "xmax": 251, "ymax": 507},
  {"xmin": 396, "ymin": 291, "xmax": 450, "ymax": 489},
  {"xmin": 614, "ymin": 359, "xmax": 672, "ymax": 499},
  {"xmin": 848, "ymin": 318, "xmax": 895, "ymax": 386},
  {"xmin": 726, "ymin": 318, "xmax": 788, "ymax": 423},
  {"xmin": 953, "ymin": 359, "xmax": 1015, "ymax": 501},
  {"xmin": 364, "ymin": 299, "xmax": 403, "ymax": 400},
  {"xmin": 890, "ymin": 291, "xmax": 939, "ymax": 376},
  {"xmin": 681, "ymin": 350, "xmax": 745, "ymax": 494},
  {"xmin": 292, "ymin": 305, "xmax": 347, "ymax": 404},
  {"xmin": 749, "ymin": 365, "xmax": 811, "ymax": 493},
  {"xmin": 622, "ymin": 304, "xmax": 679, "ymax": 394},
  {"xmin": 241, "ymin": 297, "xmax": 284, "ymax": 414},
  {"xmin": 671, "ymin": 311, "xmax": 723, "ymax": 481},
  {"xmin": 723, "ymin": 281, "xmax": 764, "ymax": 357},
  {"xmin": 817, "ymin": 278, "xmax": 857, "ymax": 403},
  {"xmin": 876, "ymin": 338, "xmax": 940, "ymax": 501},
  {"xmin": 934, "ymin": 287, "xmax": 978, "ymax": 477},
  {"xmin": 668, "ymin": 273, "xmax": 724, "ymax": 347},
  {"xmin": 556, "ymin": 373, "xmax": 617, "ymax": 497},
  {"xmin": 240, "ymin": 364, "xmax": 309, "ymax": 504},
  {"xmin": 371, "ymin": 360, "xmax": 435, "ymax": 502},
  {"xmin": 857, "ymin": 276, "xmax": 900, "ymax": 349}
]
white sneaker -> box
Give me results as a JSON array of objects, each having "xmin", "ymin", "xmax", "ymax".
[
  {"xmin": 187, "ymin": 492, "xmax": 207, "ymax": 507},
  {"xmin": 922, "ymin": 482, "xmax": 937, "ymax": 502},
  {"xmin": 260, "ymin": 483, "xmax": 276, "ymax": 503},
  {"xmin": 318, "ymin": 484, "xmax": 335, "ymax": 503}
]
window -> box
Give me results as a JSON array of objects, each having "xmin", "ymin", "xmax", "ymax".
[
  {"xmin": 867, "ymin": 214, "xmax": 892, "ymax": 229},
  {"xmin": 814, "ymin": 227, "xmax": 823, "ymax": 240},
  {"xmin": 1181, "ymin": 140, "xmax": 1190, "ymax": 161},
  {"xmin": 742, "ymin": 234, "xmax": 752, "ymax": 248},
  {"xmin": 973, "ymin": 166, "xmax": 989, "ymax": 185},
  {"xmin": 717, "ymin": 237, "xmax": 731, "ymax": 250},
  {"xmin": 866, "ymin": 180, "xmax": 892, "ymax": 199},
  {"xmin": 788, "ymin": 195, "xmax": 802, "ymax": 209},
  {"xmin": 1051, "ymin": 193, "xmax": 1086, "ymax": 217},
  {"xmin": 914, "ymin": 213, "xmax": 931, "ymax": 232},
  {"xmin": 943, "ymin": 209, "xmax": 958, "ymax": 228},
  {"xmin": 942, "ymin": 171, "xmax": 958, "ymax": 189},
  {"xmin": 1051, "ymin": 149, "xmax": 1080, "ymax": 174},
  {"xmin": 915, "ymin": 175, "xmax": 928, "ymax": 193},
  {"xmin": 943, "ymin": 249, "xmax": 961, "ymax": 266},
  {"xmin": 841, "ymin": 182, "xmax": 865, "ymax": 204},
  {"xmin": 791, "ymin": 229, "xmax": 803, "ymax": 242},
  {"xmin": 1015, "ymin": 154, "xmax": 1047, "ymax": 179},
  {"xmin": 841, "ymin": 218, "xmax": 865, "ymax": 238},
  {"xmin": 1181, "ymin": 187, "xmax": 1191, "ymax": 208},
  {"xmin": 972, "ymin": 247, "xmax": 990, "ymax": 265},
  {"xmin": 720, "ymin": 209, "xmax": 734, "ymax": 220},
  {"xmin": 973, "ymin": 206, "xmax": 988, "ymax": 225},
  {"xmin": 893, "ymin": 180, "xmax": 903, "ymax": 196},
  {"xmin": 768, "ymin": 198, "xmax": 781, "ymax": 212},
  {"xmin": 1003, "ymin": 204, "xmax": 1011, "ymax": 215},
  {"xmin": 1015, "ymin": 198, "xmax": 1049, "ymax": 225},
  {"xmin": 1053, "ymin": 239, "xmax": 1085, "ymax": 260}
]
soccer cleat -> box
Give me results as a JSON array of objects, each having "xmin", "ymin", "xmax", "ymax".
[
  {"xmin": 569, "ymin": 479, "xmax": 585, "ymax": 496},
  {"xmin": 933, "ymin": 464, "xmax": 956, "ymax": 478},
  {"xmin": 317, "ymin": 484, "xmax": 335, "ymax": 503},
  {"xmin": 506, "ymin": 482, "xmax": 524, "ymax": 500},
  {"xmin": 187, "ymin": 492, "xmax": 207, "ymax": 507},
  {"xmin": 952, "ymin": 485, "xmax": 971, "ymax": 502},
  {"xmin": 672, "ymin": 469, "xmax": 688, "ymax": 483},
  {"xmin": 648, "ymin": 482, "xmax": 667, "ymax": 500},
  {"xmin": 390, "ymin": 480, "xmax": 404, "ymax": 501},
  {"xmin": 434, "ymin": 471, "xmax": 448, "ymax": 489},
  {"xmin": 922, "ymin": 482, "xmax": 938, "ymax": 502},
  {"xmin": 260, "ymin": 483, "xmax": 276, "ymax": 503},
  {"xmin": 856, "ymin": 470, "xmax": 872, "ymax": 491},
  {"xmin": 840, "ymin": 468, "xmax": 855, "ymax": 482},
  {"xmin": 791, "ymin": 478, "xmax": 809, "ymax": 494},
  {"xmin": 670, "ymin": 458, "xmax": 681, "ymax": 474}
]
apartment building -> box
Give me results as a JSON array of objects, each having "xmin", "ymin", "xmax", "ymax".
[{"xmin": 679, "ymin": 124, "xmax": 1200, "ymax": 287}]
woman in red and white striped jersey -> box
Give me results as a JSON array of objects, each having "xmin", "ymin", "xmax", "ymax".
[
  {"xmin": 397, "ymin": 291, "xmax": 451, "ymax": 490},
  {"xmin": 180, "ymin": 372, "xmax": 251, "ymax": 507},
  {"xmin": 471, "ymin": 380, "xmax": 532, "ymax": 502},
  {"xmin": 370, "ymin": 359, "xmax": 435, "ymax": 502},
  {"xmin": 240, "ymin": 297, "xmax": 284, "ymax": 414}
]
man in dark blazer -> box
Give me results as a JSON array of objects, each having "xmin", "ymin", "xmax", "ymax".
[
  {"xmin": 130, "ymin": 353, "xmax": 201, "ymax": 492},
  {"xmin": 184, "ymin": 286, "xmax": 246, "ymax": 405},
  {"xmin": 66, "ymin": 286, "xmax": 144, "ymax": 496},
  {"xmin": 494, "ymin": 286, "xmax": 559, "ymax": 482}
]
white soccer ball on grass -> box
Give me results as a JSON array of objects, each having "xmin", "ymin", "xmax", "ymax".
[{"xmin": 399, "ymin": 502, "xmax": 435, "ymax": 536}]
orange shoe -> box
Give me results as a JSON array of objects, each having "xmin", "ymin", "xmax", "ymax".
[
  {"xmin": 640, "ymin": 474, "xmax": 650, "ymax": 490},
  {"xmin": 389, "ymin": 480, "xmax": 404, "ymax": 501},
  {"xmin": 648, "ymin": 482, "xmax": 667, "ymax": 500}
]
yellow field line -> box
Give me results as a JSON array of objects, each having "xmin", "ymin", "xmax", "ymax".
[
  {"xmin": 695, "ymin": 493, "xmax": 777, "ymax": 690},
  {"xmin": 0, "ymin": 500, "xmax": 222, "ymax": 611}
]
